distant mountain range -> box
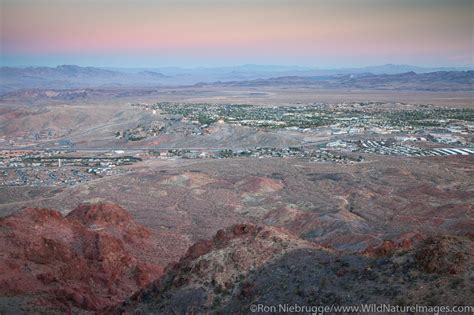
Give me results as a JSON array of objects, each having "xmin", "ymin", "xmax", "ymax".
[
  {"xmin": 0, "ymin": 65, "xmax": 169, "ymax": 93},
  {"xmin": 0, "ymin": 64, "xmax": 472, "ymax": 94},
  {"xmin": 205, "ymin": 70, "xmax": 474, "ymax": 91}
]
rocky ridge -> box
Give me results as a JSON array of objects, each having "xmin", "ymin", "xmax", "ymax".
[
  {"xmin": 0, "ymin": 203, "xmax": 165, "ymax": 313},
  {"xmin": 1, "ymin": 204, "xmax": 472, "ymax": 314},
  {"xmin": 116, "ymin": 224, "xmax": 473, "ymax": 314}
]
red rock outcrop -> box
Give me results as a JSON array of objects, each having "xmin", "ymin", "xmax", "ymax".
[
  {"xmin": 0, "ymin": 203, "xmax": 164, "ymax": 313},
  {"xmin": 116, "ymin": 224, "xmax": 326, "ymax": 314},
  {"xmin": 115, "ymin": 225, "xmax": 474, "ymax": 315}
]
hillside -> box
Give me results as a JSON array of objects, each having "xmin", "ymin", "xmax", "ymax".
[
  {"xmin": 0, "ymin": 203, "xmax": 166, "ymax": 313},
  {"xmin": 1, "ymin": 203, "xmax": 473, "ymax": 313},
  {"xmin": 116, "ymin": 224, "xmax": 473, "ymax": 314}
]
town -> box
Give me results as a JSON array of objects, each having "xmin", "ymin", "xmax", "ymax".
[
  {"xmin": 2, "ymin": 101, "xmax": 473, "ymax": 187},
  {"xmin": 0, "ymin": 150, "xmax": 141, "ymax": 186},
  {"xmin": 124, "ymin": 101, "xmax": 473, "ymax": 145}
]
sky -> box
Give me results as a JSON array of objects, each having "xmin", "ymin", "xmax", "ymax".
[{"xmin": 0, "ymin": 0, "xmax": 473, "ymax": 68}]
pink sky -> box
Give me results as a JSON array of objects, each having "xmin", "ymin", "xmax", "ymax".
[{"xmin": 1, "ymin": 0, "xmax": 473, "ymax": 67}]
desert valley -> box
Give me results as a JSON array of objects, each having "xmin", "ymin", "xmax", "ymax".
[{"xmin": 1, "ymin": 0, "xmax": 473, "ymax": 314}]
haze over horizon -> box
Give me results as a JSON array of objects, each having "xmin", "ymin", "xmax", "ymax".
[{"xmin": 1, "ymin": 0, "xmax": 473, "ymax": 68}]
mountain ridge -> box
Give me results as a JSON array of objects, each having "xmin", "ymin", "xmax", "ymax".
[
  {"xmin": 2, "ymin": 64, "xmax": 472, "ymax": 94},
  {"xmin": 115, "ymin": 223, "xmax": 473, "ymax": 314}
]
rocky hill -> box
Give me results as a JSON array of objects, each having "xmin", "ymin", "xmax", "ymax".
[
  {"xmin": 0, "ymin": 203, "xmax": 165, "ymax": 313},
  {"xmin": 1, "ymin": 204, "xmax": 472, "ymax": 314},
  {"xmin": 116, "ymin": 224, "xmax": 473, "ymax": 314}
]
